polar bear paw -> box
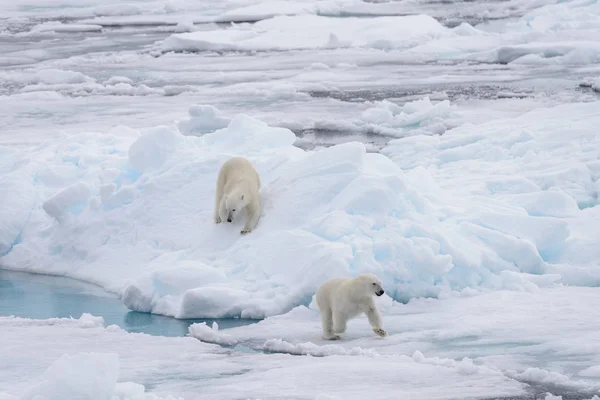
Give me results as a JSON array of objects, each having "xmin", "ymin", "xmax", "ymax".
[
  {"xmin": 240, "ymin": 228, "xmax": 252, "ymax": 235},
  {"xmin": 373, "ymin": 328, "xmax": 388, "ymax": 337},
  {"xmin": 323, "ymin": 333, "xmax": 341, "ymax": 340},
  {"xmin": 215, "ymin": 215, "xmax": 222, "ymax": 224}
]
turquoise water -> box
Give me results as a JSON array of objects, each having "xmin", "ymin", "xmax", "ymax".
[{"xmin": 0, "ymin": 269, "xmax": 256, "ymax": 337}]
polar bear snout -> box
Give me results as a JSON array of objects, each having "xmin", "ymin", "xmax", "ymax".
[
  {"xmin": 226, "ymin": 207, "xmax": 237, "ymax": 222},
  {"xmin": 376, "ymin": 289, "xmax": 384, "ymax": 296}
]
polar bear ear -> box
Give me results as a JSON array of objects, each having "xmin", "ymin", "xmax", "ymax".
[{"xmin": 240, "ymin": 194, "xmax": 244, "ymax": 200}]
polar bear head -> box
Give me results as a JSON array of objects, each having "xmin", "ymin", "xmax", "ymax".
[
  {"xmin": 224, "ymin": 188, "xmax": 249, "ymax": 222},
  {"xmin": 355, "ymin": 273, "xmax": 385, "ymax": 297}
]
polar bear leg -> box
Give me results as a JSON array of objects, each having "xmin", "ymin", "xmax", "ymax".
[
  {"xmin": 218, "ymin": 197, "xmax": 228, "ymax": 224},
  {"xmin": 214, "ymin": 174, "xmax": 225, "ymax": 224},
  {"xmin": 241, "ymin": 199, "xmax": 260, "ymax": 235},
  {"xmin": 361, "ymin": 303, "xmax": 387, "ymax": 337},
  {"xmin": 321, "ymin": 307, "xmax": 340, "ymax": 340},
  {"xmin": 332, "ymin": 311, "xmax": 347, "ymax": 334}
]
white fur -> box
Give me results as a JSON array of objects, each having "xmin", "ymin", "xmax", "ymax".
[
  {"xmin": 213, "ymin": 156, "xmax": 261, "ymax": 235},
  {"xmin": 315, "ymin": 273, "xmax": 387, "ymax": 340}
]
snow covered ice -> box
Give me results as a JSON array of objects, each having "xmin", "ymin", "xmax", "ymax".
[
  {"xmin": 3, "ymin": 103, "xmax": 599, "ymax": 319},
  {"xmin": 1, "ymin": 0, "xmax": 600, "ymax": 398}
]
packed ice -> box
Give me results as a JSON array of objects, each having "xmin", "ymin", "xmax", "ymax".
[
  {"xmin": 2, "ymin": 101, "xmax": 598, "ymax": 318},
  {"xmin": 1, "ymin": 0, "xmax": 600, "ymax": 398}
]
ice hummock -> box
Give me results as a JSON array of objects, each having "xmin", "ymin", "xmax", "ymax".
[{"xmin": 1, "ymin": 100, "xmax": 599, "ymax": 320}]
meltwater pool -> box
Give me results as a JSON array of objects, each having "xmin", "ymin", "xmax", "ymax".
[{"xmin": 0, "ymin": 269, "xmax": 255, "ymax": 337}]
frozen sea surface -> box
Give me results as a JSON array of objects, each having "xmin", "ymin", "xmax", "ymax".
[{"xmin": 1, "ymin": 0, "xmax": 600, "ymax": 398}]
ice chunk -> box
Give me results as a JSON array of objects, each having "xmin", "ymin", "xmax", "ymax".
[
  {"xmin": 77, "ymin": 313, "xmax": 104, "ymax": 328},
  {"xmin": 103, "ymin": 76, "xmax": 133, "ymax": 85},
  {"xmin": 113, "ymin": 382, "xmax": 147, "ymax": 399},
  {"xmin": 128, "ymin": 126, "xmax": 183, "ymax": 173},
  {"xmin": 160, "ymin": 14, "xmax": 448, "ymax": 52},
  {"xmin": 544, "ymin": 395, "xmax": 562, "ymax": 400},
  {"xmin": 122, "ymin": 284, "xmax": 154, "ymax": 314},
  {"xmin": 261, "ymin": 339, "xmax": 378, "ymax": 357},
  {"xmin": 201, "ymin": 114, "xmax": 296, "ymax": 152},
  {"xmin": 508, "ymin": 191, "xmax": 580, "ymax": 217},
  {"xmin": 188, "ymin": 322, "xmax": 238, "ymax": 346},
  {"xmin": 179, "ymin": 287, "xmax": 253, "ymax": 319},
  {"xmin": 0, "ymin": 173, "xmax": 35, "ymax": 255},
  {"xmin": 505, "ymin": 367, "xmax": 573, "ymax": 387},
  {"xmin": 359, "ymin": 97, "xmax": 452, "ymax": 137},
  {"xmin": 21, "ymin": 353, "xmax": 119, "ymax": 400},
  {"xmin": 33, "ymin": 69, "xmax": 94, "ymax": 85},
  {"xmin": 2, "ymin": 100, "xmax": 600, "ymax": 322},
  {"xmin": 178, "ymin": 104, "xmax": 232, "ymax": 136},
  {"xmin": 42, "ymin": 182, "xmax": 91, "ymax": 222},
  {"xmin": 100, "ymin": 184, "xmax": 136, "ymax": 208},
  {"xmin": 174, "ymin": 21, "xmax": 195, "ymax": 33}
]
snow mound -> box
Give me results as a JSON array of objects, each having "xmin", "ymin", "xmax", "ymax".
[
  {"xmin": 21, "ymin": 352, "xmax": 120, "ymax": 400},
  {"xmin": 43, "ymin": 182, "xmax": 91, "ymax": 222},
  {"xmin": 152, "ymin": 0, "xmax": 600, "ymax": 66},
  {"xmin": 34, "ymin": 69, "xmax": 94, "ymax": 85},
  {"xmin": 1, "ymin": 102, "xmax": 600, "ymax": 319},
  {"xmin": 0, "ymin": 69, "xmax": 167, "ymax": 97},
  {"xmin": 20, "ymin": 351, "xmax": 182, "ymax": 400},
  {"xmin": 293, "ymin": 97, "xmax": 453, "ymax": 139},
  {"xmin": 359, "ymin": 97, "xmax": 452, "ymax": 137},
  {"xmin": 0, "ymin": 167, "xmax": 36, "ymax": 255},
  {"xmin": 178, "ymin": 105, "xmax": 232, "ymax": 136},
  {"xmin": 160, "ymin": 14, "xmax": 448, "ymax": 52},
  {"xmin": 260, "ymin": 339, "xmax": 379, "ymax": 357},
  {"xmin": 1, "ymin": 313, "xmax": 527, "ymax": 400},
  {"xmin": 77, "ymin": 313, "xmax": 105, "ymax": 328},
  {"xmin": 188, "ymin": 321, "xmax": 238, "ymax": 346}
]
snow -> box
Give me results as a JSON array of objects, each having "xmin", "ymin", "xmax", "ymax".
[
  {"xmin": 2, "ymin": 100, "xmax": 600, "ymax": 320},
  {"xmin": 160, "ymin": 14, "xmax": 449, "ymax": 52},
  {"xmin": 188, "ymin": 321, "xmax": 238, "ymax": 346},
  {"xmin": 22, "ymin": 352, "xmax": 120, "ymax": 400},
  {"xmin": 188, "ymin": 287, "xmax": 600, "ymax": 392},
  {"xmin": 155, "ymin": 0, "xmax": 600, "ymax": 66},
  {"xmin": 2, "ymin": 0, "xmax": 600, "ymax": 398},
  {"xmin": 0, "ymin": 314, "xmax": 527, "ymax": 400},
  {"xmin": 43, "ymin": 182, "xmax": 92, "ymax": 222}
]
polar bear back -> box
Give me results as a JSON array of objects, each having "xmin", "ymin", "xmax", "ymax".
[
  {"xmin": 316, "ymin": 277, "xmax": 348, "ymax": 308},
  {"xmin": 317, "ymin": 275, "xmax": 379, "ymax": 316},
  {"xmin": 316, "ymin": 277, "xmax": 362, "ymax": 315},
  {"xmin": 219, "ymin": 156, "xmax": 260, "ymax": 192}
]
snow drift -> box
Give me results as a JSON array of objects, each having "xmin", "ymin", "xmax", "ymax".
[{"xmin": 1, "ymin": 99, "xmax": 599, "ymax": 319}]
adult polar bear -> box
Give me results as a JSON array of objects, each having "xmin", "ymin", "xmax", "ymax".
[
  {"xmin": 214, "ymin": 156, "xmax": 261, "ymax": 235},
  {"xmin": 316, "ymin": 274, "xmax": 388, "ymax": 340}
]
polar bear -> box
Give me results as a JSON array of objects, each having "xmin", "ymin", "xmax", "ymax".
[
  {"xmin": 315, "ymin": 273, "xmax": 387, "ymax": 340},
  {"xmin": 213, "ymin": 156, "xmax": 261, "ymax": 235}
]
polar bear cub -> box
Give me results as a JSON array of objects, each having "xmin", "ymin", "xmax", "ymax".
[
  {"xmin": 214, "ymin": 156, "xmax": 261, "ymax": 235},
  {"xmin": 315, "ymin": 273, "xmax": 388, "ymax": 340}
]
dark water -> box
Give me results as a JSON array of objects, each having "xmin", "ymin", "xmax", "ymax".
[{"xmin": 0, "ymin": 269, "xmax": 255, "ymax": 336}]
